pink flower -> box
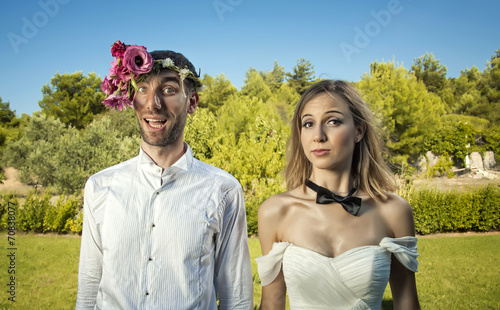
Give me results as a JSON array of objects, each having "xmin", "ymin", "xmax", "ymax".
[
  {"xmin": 123, "ymin": 45, "xmax": 153, "ymax": 75},
  {"xmin": 102, "ymin": 93, "xmax": 133, "ymax": 111},
  {"xmin": 111, "ymin": 40, "xmax": 127, "ymax": 58},
  {"xmin": 109, "ymin": 59, "xmax": 131, "ymax": 81},
  {"xmin": 100, "ymin": 76, "xmax": 117, "ymax": 95}
]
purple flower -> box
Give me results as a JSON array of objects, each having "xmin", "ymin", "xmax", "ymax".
[{"xmin": 123, "ymin": 45, "xmax": 153, "ymax": 75}]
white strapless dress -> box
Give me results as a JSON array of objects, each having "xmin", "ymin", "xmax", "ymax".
[{"xmin": 256, "ymin": 237, "xmax": 419, "ymax": 310}]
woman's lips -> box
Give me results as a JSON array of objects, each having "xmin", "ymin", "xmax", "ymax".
[{"xmin": 312, "ymin": 149, "xmax": 330, "ymax": 156}]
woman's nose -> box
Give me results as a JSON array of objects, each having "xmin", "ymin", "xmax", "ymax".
[{"xmin": 313, "ymin": 126, "xmax": 326, "ymax": 142}]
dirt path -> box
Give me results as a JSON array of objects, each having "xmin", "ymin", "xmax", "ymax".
[
  {"xmin": 0, "ymin": 167, "xmax": 35, "ymax": 195},
  {"xmin": 418, "ymin": 231, "xmax": 500, "ymax": 238},
  {"xmin": 413, "ymin": 174, "xmax": 500, "ymax": 191}
]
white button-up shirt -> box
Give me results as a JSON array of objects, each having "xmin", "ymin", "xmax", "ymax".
[{"xmin": 76, "ymin": 145, "xmax": 253, "ymax": 309}]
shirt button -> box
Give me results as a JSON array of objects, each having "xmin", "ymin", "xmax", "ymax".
[
  {"xmin": 148, "ymin": 257, "xmax": 153, "ymax": 261},
  {"xmin": 146, "ymin": 291, "xmax": 149, "ymax": 296},
  {"xmin": 152, "ymin": 223, "xmax": 156, "ymax": 228},
  {"xmin": 156, "ymin": 191, "xmax": 159, "ymax": 195}
]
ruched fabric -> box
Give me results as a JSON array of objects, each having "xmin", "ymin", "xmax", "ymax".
[{"xmin": 256, "ymin": 237, "xmax": 419, "ymax": 310}]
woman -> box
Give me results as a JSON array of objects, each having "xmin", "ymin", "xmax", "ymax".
[{"xmin": 256, "ymin": 80, "xmax": 420, "ymax": 309}]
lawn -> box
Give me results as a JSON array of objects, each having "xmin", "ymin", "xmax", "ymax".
[{"xmin": 0, "ymin": 233, "xmax": 499, "ymax": 309}]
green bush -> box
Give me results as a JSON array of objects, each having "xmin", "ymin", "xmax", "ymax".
[
  {"xmin": 43, "ymin": 193, "xmax": 82, "ymax": 233},
  {"xmin": 0, "ymin": 193, "xmax": 18, "ymax": 228},
  {"xmin": 406, "ymin": 184, "xmax": 500, "ymax": 234},
  {"xmin": 17, "ymin": 191, "xmax": 52, "ymax": 232},
  {"xmin": 0, "ymin": 191, "xmax": 83, "ymax": 234}
]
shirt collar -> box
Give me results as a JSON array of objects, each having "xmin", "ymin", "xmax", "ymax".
[{"xmin": 138, "ymin": 143, "xmax": 193, "ymax": 175}]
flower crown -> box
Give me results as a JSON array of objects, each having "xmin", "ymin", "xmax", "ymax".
[{"xmin": 101, "ymin": 40, "xmax": 202, "ymax": 111}]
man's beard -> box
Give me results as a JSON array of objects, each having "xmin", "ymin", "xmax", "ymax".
[{"xmin": 138, "ymin": 110, "xmax": 187, "ymax": 147}]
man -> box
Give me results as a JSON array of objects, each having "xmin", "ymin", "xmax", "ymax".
[{"xmin": 76, "ymin": 41, "xmax": 253, "ymax": 309}]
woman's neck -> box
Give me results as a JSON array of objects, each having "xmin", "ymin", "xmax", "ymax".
[{"xmin": 309, "ymin": 169, "xmax": 354, "ymax": 196}]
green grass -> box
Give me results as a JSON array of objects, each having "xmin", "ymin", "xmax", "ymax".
[
  {"xmin": 0, "ymin": 233, "xmax": 80, "ymax": 310},
  {"xmin": 0, "ymin": 233, "xmax": 499, "ymax": 309}
]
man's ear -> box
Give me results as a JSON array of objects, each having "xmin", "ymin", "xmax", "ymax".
[{"xmin": 187, "ymin": 92, "xmax": 199, "ymax": 114}]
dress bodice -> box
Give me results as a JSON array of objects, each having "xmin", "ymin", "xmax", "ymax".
[{"xmin": 256, "ymin": 237, "xmax": 419, "ymax": 310}]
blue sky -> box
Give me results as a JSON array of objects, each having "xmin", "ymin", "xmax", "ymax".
[{"xmin": 1, "ymin": 0, "xmax": 499, "ymax": 116}]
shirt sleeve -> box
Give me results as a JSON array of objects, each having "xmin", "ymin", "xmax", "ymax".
[
  {"xmin": 75, "ymin": 177, "xmax": 103, "ymax": 310},
  {"xmin": 214, "ymin": 185, "xmax": 254, "ymax": 309}
]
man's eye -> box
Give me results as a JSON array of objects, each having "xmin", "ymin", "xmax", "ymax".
[{"xmin": 163, "ymin": 87, "xmax": 176, "ymax": 94}]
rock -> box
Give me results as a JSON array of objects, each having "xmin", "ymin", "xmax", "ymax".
[
  {"xmin": 484, "ymin": 151, "xmax": 496, "ymax": 170},
  {"xmin": 470, "ymin": 152, "xmax": 484, "ymax": 170}
]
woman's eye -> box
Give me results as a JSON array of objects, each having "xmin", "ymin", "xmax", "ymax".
[
  {"xmin": 327, "ymin": 119, "xmax": 341, "ymax": 125},
  {"xmin": 302, "ymin": 121, "xmax": 313, "ymax": 128},
  {"xmin": 138, "ymin": 87, "xmax": 147, "ymax": 93}
]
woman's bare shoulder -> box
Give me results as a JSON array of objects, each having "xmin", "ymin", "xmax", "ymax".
[
  {"xmin": 377, "ymin": 192, "xmax": 416, "ymax": 237},
  {"xmin": 259, "ymin": 186, "xmax": 307, "ymax": 219}
]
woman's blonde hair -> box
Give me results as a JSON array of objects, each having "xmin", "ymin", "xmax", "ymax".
[{"xmin": 285, "ymin": 80, "xmax": 396, "ymax": 200}]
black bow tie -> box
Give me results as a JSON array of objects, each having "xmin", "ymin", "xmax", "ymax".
[{"xmin": 305, "ymin": 179, "xmax": 362, "ymax": 216}]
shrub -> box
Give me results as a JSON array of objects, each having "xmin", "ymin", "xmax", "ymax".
[
  {"xmin": 0, "ymin": 193, "xmax": 18, "ymax": 229},
  {"xmin": 406, "ymin": 184, "xmax": 500, "ymax": 234},
  {"xmin": 1, "ymin": 191, "xmax": 84, "ymax": 234},
  {"xmin": 17, "ymin": 191, "xmax": 52, "ymax": 232},
  {"xmin": 43, "ymin": 193, "xmax": 82, "ymax": 233}
]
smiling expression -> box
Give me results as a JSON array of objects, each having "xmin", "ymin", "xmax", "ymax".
[
  {"xmin": 133, "ymin": 70, "xmax": 197, "ymax": 147},
  {"xmin": 300, "ymin": 92, "xmax": 363, "ymax": 172}
]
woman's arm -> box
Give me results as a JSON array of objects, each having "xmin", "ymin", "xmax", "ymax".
[
  {"xmin": 258, "ymin": 197, "xmax": 287, "ymax": 310},
  {"xmin": 385, "ymin": 195, "xmax": 421, "ymax": 310}
]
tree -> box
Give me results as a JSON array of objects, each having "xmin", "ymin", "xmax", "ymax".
[
  {"xmin": 2, "ymin": 113, "xmax": 139, "ymax": 193},
  {"xmin": 240, "ymin": 68, "xmax": 273, "ymax": 102},
  {"xmin": 357, "ymin": 61, "xmax": 447, "ymax": 164},
  {"xmin": 423, "ymin": 115, "xmax": 484, "ymax": 167},
  {"xmin": 0, "ymin": 98, "xmax": 21, "ymax": 150},
  {"xmin": 411, "ymin": 53, "xmax": 448, "ymax": 94},
  {"xmin": 473, "ymin": 48, "xmax": 500, "ymax": 124},
  {"xmin": 0, "ymin": 98, "xmax": 16, "ymax": 124},
  {"xmin": 286, "ymin": 58, "xmax": 315, "ymax": 94},
  {"xmin": 39, "ymin": 72, "xmax": 107, "ymax": 129},
  {"xmin": 260, "ymin": 60, "xmax": 285, "ymax": 90},
  {"xmin": 448, "ymin": 66, "xmax": 485, "ymax": 114},
  {"xmin": 198, "ymin": 73, "xmax": 237, "ymax": 112}
]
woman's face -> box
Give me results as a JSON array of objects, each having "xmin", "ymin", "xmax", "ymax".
[{"xmin": 300, "ymin": 92, "xmax": 363, "ymax": 173}]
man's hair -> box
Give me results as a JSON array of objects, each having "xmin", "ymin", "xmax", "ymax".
[
  {"xmin": 150, "ymin": 50, "xmax": 199, "ymax": 92},
  {"xmin": 285, "ymin": 80, "xmax": 396, "ymax": 201}
]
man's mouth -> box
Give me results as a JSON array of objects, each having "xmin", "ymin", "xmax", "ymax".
[{"xmin": 145, "ymin": 118, "xmax": 167, "ymax": 129}]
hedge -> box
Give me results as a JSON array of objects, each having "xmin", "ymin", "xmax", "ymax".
[
  {"xmin": 0, "ymin": 191, "xmax": 83, "ymax": 234},
  {"xmin": 404, "ymin": 184, "xmax": 500, "ymax": 235},
  {"xmin": 1, "ymin": 184, "xmax": 499, "ymax": 235}
]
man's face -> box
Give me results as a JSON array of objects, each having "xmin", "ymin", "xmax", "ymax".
[{"xmin": 133, "ymin": 70, "xmax": 197, "ymax": 147}]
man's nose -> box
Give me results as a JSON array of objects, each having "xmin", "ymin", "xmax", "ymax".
[{"xmin": 145, "ymin": 91, "xmax": 162, "ymax": 110}]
